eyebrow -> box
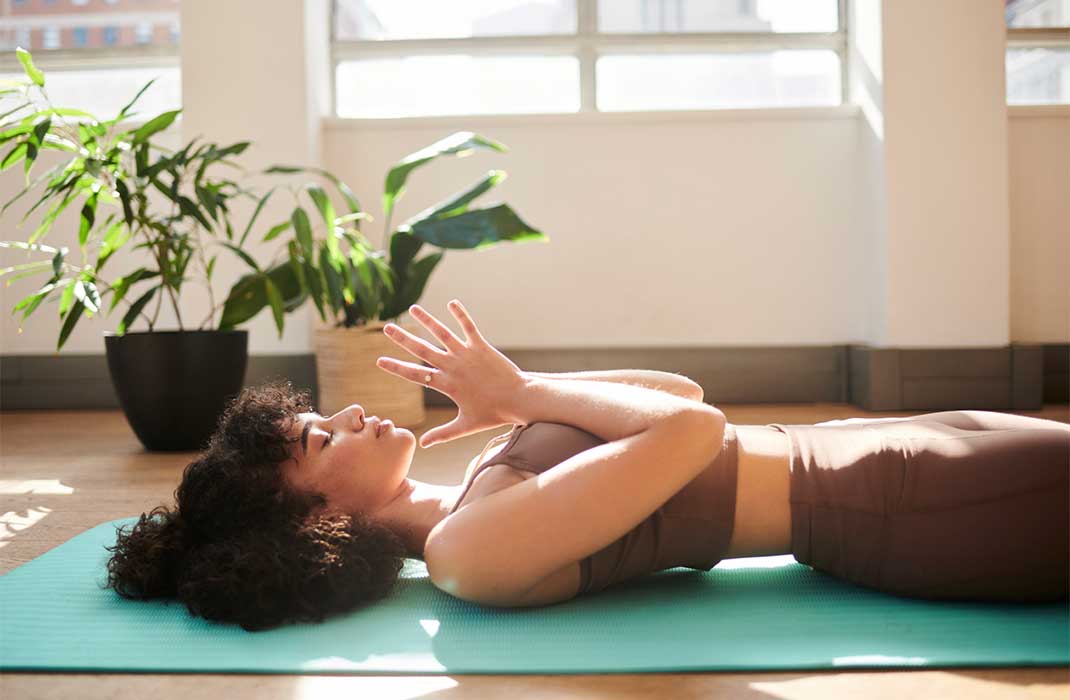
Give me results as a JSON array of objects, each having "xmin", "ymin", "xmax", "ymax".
[
  {"xmin": 300, "ymin": 414, "xmax": 329, "ymax": 457},
  {"xmin": 300, "ymin": 419, "xmax": 312, "ymax": 455}
]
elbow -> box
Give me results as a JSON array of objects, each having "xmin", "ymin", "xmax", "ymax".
[{"xmin": 687, "ymin": 382, "xmax": 705, "ymax": 404}]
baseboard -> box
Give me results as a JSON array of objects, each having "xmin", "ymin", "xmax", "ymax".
[{"xmin": 1, "ymin": 343, "xmax": 1066, "ymax": 411}]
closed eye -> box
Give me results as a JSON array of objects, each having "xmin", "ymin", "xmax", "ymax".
[{"xmin": 324, "ymin": 429, "xmax": 334, "ymax": 449}]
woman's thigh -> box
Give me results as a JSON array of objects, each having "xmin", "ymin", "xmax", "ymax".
[
  {"xmin": 875, "ymin": 423, "xmax": 1069, "ymax": 602},
  {"xmin": 820, "ymin": 410, "xmax": 1069, "ymax": 433}
]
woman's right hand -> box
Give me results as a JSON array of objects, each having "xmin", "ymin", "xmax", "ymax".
[{"xmin": 376, "ymin": 299, "xmax": 528, "ymax": 448}]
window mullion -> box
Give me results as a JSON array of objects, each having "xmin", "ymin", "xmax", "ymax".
[
  {"xmin": 839, "ymin": 0, "xmax": 849, "ymax": 107},
  {"xmin": 578, "ymin": 0, "xmax": 596, "ymax": 112}
]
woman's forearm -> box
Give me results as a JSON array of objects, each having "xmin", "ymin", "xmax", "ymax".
[
  {"xmin": 526, "ymin": 369, "xmax": 704, "ymax": 402},
  {"xmin": 504, "ymin": 374, "xmax": 721, "ymax": 443}
]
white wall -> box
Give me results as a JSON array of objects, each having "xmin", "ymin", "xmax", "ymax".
[
  {"xmin": 321, "ymin": 109, "xmax": 868, "ymax": 349},
  {"xmin": 1008, "ymin": 112, "xmax": 1070, "ymax": 342},
  {"xmin": 1, "ymin": 0, "xmax": 1067, "ymax": 359},
  {"xmin": 879, "ymin": 0, "xmax": 1011, "ymax": 348}
]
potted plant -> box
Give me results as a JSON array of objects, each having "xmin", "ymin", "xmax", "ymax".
[
  {"xmin": 0, "ymin": 48, "xmax": 334, "ymax": 451},
  {"xmin": 242, "ymin": 131, "xmax": 550, "ymax": 425}
]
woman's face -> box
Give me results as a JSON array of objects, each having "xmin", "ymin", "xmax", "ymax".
[{"xmin": 282, "ymin": 403, "xmax": 417, "ymax": 516}]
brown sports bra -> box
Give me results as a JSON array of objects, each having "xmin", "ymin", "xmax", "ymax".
[{"xmin": 448, "ymin": 421, "xmax": 739, "ymax": 594}]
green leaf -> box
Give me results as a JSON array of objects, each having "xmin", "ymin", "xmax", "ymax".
[
  {"xmin": 0, "ymin": 240, "xmax": 59, "ymax": 254},
  {"xmin": 78, "ymin": 192, "xmax": 98, "ymax": 248},
  {"xmin": 403, "ymin": 169, "xmax": 506, "ymax": 227},
  {"xmin": 30, "ymin": 117, "xmax": 51, "ymax": 148},
  {"xmin": 0, "ymin": 259, "xmax": 51, "ymax": 278},
  {"xmin": 108, "ymin": 268, "xmax": 159, "ymax": 312},
  {"xmin": 194, "ymin": 183, "xmax": 219, "ymax": 221},
  {"xmin": 262, "ymin": 165, "xmax": 303, "ymax": 174},
  {"xmin": 58, "ymin": 282, "xmax": 75, "ymax": 317},
  {"xmin": 0, "ymin": 142, "xmax": 27, "ymax": 171},
  {"xmin": 115, "ymin": 179, "xmax": 134, "ymax": 226},
  {"xmin": 387, "ymin": 229, "xmax": 423, "ymax": 290},
  {"xmin": 264, "ymin": 276, "xmax": 285, "ymax": 337},
  {"xmin": 407, "ymin": 203, "xmax": 547, "ymax": 250},
  {"xmin": 2, "ymin": 160, "xmax": 66, "ymax": 217},
  {"xmin": 57, "ymin": 300, "xmax": 84, "ymax": 350},
  {"xmin": 29, "ymin": 188, "xmax": 79, "ymax": 244},
  {"xmin": 50, "ymin": 246, "xmax": 66, "ymax": 276},
  {"xmin": 218, "ymin": 263, "xmax": 302, "ymax": 330},
  {"xmin": 131, "ymin": 109, "xmax": 181, "ymax": 144},
  {"xmin": 306, "ymin": 184, "xmax": 336, "ymax": 231},
  {"xmin": 382, "ymin": 131, "xmax": 506, "ymax": 221},
  {"xmin": 291, "ymin": 206, "xmax": 313, "ymax": 259},
  {"xmin": 12, "ymin": 278, "xmax": 72, "ymax": 321},
  {"xmin": 117, "ymin": 78, "xmax": 156, "ymax": 120},
  {"xmin": 335, "ymin": 211, "xmax": 369, "ymax": 225},
  {"xmin": 118, "ymin": 286, "xmax": 158, "ymax": 334},
  {"xmin": 262, "ymin": 220, "xmax": 290, "ymax": 243},
  {"xmin": 239, "ymin": 187, "xmax": 275, "ymax": 247},
  {"xmin": 72, "ymin": 279, "xmax": 100, "ymax": 314},
  {"xmin": 16, "ymin": 48, "xmax": 44, "ymax": 88},
  {"xmin": 97, "ymin": 220, "xmax": 130, "ymax": 271},
  {"xmin": 178, "ymin": 195, "xmax": 213, "ymax": 231},
  {"xmin": 319, "ymin": 245, "xmax": 345, "ymax": 313},
  {"xmin": 220, "ymin": 241, "xmax": 261, "ymax": 272},
  {"xmin": 206, "ymin": 254, "xmax": 217, "ymax": 281},
  {"xmin": 381, "ymin": 251, "xmax": 443, "ymax": 320}
]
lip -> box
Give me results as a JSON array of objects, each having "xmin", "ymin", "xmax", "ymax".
[{"xmin": 378, "ymin": 419, "xmax": 393, "ymax": 437}]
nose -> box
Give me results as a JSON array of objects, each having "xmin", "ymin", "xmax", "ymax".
[{"xmin": 336, "ymin": 404, "xmax": 365, "ymax": 429}]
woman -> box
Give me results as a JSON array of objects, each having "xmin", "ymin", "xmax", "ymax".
[{"xmin": 105, "ymin": 300, "xmax": 1070, "ymax": 631}]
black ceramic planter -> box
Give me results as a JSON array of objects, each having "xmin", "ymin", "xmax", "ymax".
[{"xmin": 104, "ymin": 330, "xmax": 248, "ymax": 452}]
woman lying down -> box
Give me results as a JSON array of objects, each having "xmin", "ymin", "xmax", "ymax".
[{"xmin": 105, "ymin": 299, "xmax": 1070, "ymax": 631}]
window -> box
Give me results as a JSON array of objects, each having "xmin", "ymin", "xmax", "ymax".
[
  {"xmin": 1005, "ymin": 0, "xmax": 1070, "ymax": 105},
  {"xmin": 135, "ymin": 22, "xmax": 153, "ymax": 45},
  {"xmin": 0, "ymin": 0, "xmax": 180, "ymax": 117},
  {"xmin": 42, "ymin": 26, "xmax": 60, "ymax": 50},
  {"xmin": 331, "ymin": 0, "xmax": 845, "ymax": 118}
]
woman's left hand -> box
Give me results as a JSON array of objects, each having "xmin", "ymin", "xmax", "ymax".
[{"xmin": 376, "ymin": 299, "xmax": 528, "ymax": 448}]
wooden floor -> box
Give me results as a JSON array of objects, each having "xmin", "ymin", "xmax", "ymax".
[{"xmin": 2, "ymin": 403, "xmax": 1068, "ymax": 699}]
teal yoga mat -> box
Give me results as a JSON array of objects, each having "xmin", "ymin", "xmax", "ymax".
[{"xmin": 1, "ymin": 517, "xmax": 1067, "ymax": 674}]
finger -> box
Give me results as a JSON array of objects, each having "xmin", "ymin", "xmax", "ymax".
[
  {"xmin": 376, "ymin": 356, "xmax": 443, "ymax": 389},
  {"xmin": 446, "ymin": 299, "xmax": 488, "ymax": 346},
  {"xmin": 409, "ymin": 304, "xmax": 465, "ymax": 352},
  {"xmin": 421, "ymin": 416, "xmax": 462, "ymax": 448},
  {"xmin": 383, "ymin": 322, "xmax": 449, "ymax": 364}
]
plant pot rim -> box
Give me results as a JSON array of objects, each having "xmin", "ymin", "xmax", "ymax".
[
  {"xmin": 103, "ymin": 329, "xmax": 249, "ymax": 338},
  {"xmin": 315, "ymin": 321, "xmax": 406, "ymax": 332}
]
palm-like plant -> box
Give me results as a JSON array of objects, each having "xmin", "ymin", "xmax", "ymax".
[{"xmin": 219, "ymin": 131, "xmax": 549, "ymax": 331}]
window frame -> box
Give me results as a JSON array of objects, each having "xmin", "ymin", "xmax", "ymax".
[
  {"xmin": 329, "ymin": 0, "xmax": 850, "ymax": 119},
  {"xmin": 1005, "ymin": 24, "xmax": 1070, "ymax": 107}
]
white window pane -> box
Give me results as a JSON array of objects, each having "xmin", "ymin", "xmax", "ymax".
[
  {"xmin": 0, "ymin": 67, "xmax": 180, "ymax": 119},
  {"xmin": 598, "ymin": 0, "xmax": 839, "ymax": 34},
  {"xmin": 336, "ymin": 56, "xmax": 579, "ymax": 118},
  {"xmin": 1006, "ymin": 0, "xmax": 1070, "ymax": 28},
  {"xmin": 597, "ymin": 51, "xmax": 840, "ymax": 111},
  {"xmin": 1007, "ymin": 48, "xmax": 1070, "ymax": 104},
  {"xmin": 334, "ymin": 0, "xmax": 576, "ymax": 40},
  {"xmin": 0, "ymin": 0, "xmax": 179, "ymax": 51}
]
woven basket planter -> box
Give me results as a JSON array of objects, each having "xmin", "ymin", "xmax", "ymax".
[{"xmin": 313, "ymin": 320, "xmax": 428, "ymax": 428}]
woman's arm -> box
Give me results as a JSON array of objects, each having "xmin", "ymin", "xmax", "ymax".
[
  {"xmin": 429, "ymin": 374, "xmax": 725, "ymax": 602},
  {"xmin": 525, "ymin": 369, "xmax": 704, "ymax": 402}
]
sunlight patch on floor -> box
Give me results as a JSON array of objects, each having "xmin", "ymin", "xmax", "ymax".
[{"xmin": 0, "ymin": 505, "xmax": 53, "ymax": 549}]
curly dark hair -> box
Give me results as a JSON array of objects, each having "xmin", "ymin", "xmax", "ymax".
[{"xmin": 102, "ymin": 379, "xmax": 409, "ymax": 631}]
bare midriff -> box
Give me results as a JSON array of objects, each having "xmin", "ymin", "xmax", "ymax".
[{"xmin": 726, "ymin": 424, "xmax": 793, "ymax": 558}]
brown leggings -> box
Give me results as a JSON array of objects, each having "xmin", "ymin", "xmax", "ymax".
[{"xmin": 770, "ymin": 410, "xmax": 1069, "ymax": 603}]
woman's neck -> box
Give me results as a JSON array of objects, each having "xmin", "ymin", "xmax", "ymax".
[{"xmin": 373, "ymin": 478, "xmax": 465, "ymax": 560}]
